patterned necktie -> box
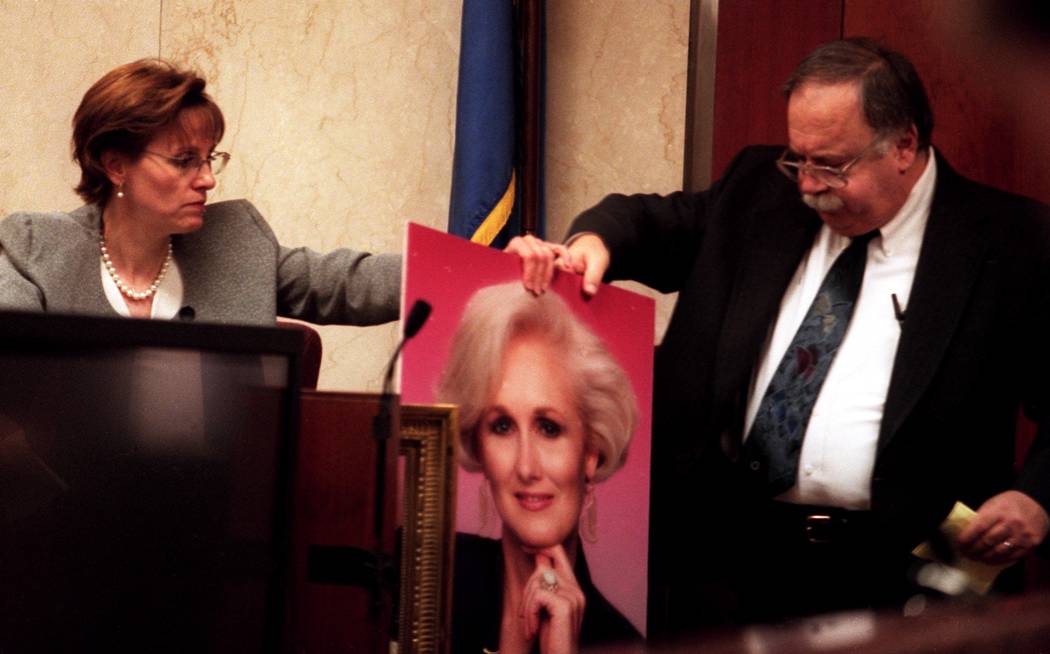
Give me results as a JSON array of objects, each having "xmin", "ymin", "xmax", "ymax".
[{"xmin": 743, "ymin": 230, "xmax": 878, "ymax": 496}]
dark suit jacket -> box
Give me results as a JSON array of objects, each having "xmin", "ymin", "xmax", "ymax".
[
  {"xmin": 450, "ymin": 533, "xmax": 640, "ymax": 653},
  {"xmin": 570, "ymin": 145, "xmax": 1050, "ymax": 632}
]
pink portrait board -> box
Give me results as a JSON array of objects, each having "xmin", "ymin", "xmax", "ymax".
[{"xmin": 400, "ymin": 223, "xmax": 653, "ymax": 635}]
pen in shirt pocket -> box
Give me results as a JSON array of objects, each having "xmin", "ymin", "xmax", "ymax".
[{"xmin": 891, "ymin": 293, "xmax": 906, "ymax": 326}]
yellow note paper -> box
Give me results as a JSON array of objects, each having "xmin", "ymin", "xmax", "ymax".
[{"xmin": 912, "ymin": 501, "xmax": 1014, "ymax": 594}]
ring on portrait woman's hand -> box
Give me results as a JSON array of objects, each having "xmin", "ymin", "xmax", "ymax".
[{"xmin": 540, "ymin": 570, "xmax": 559, "ymax": 593}]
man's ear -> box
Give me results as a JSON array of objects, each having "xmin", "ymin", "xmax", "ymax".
[
  {"xmin": 100, "ymin": 150, "xmax": 126, "ymax": 187},
  {"xmin": 893, "ymin": 125, "xmax": 920, "ymax": 172}
]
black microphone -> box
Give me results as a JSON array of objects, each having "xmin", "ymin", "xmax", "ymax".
[
  {"xmin": 177, "ymin": 306, "xmax": 196, "ymax": 321},
  {"xmin": 377, "ymin": 299, "xmax": 432, "ymax": 409},
  {"xmin": 403, "ymin": 299, "xmax": 432, "ymax": 340}
]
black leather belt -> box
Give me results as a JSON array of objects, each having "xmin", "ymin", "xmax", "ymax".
[{"xmin": 763, "ymin": 501, "xmax": 875, "ymax": 545}]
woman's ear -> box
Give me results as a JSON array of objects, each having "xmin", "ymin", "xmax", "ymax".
[
  {"xmin": 100, "ymin": 150, "xmax": 126, "ymax": 187},
  {"xmin": 584, "ymin": 446, "xmax": 600, "ymax": 481}
]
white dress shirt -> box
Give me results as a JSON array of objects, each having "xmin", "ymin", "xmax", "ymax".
[{"xmin": 743, "ymin": 151, "xmax": 937, "ymax": 509}]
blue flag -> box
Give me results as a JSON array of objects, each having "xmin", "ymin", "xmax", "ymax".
[{"xmin": 448, "ymin": 0, "xmax": 544, "ymax": 247}]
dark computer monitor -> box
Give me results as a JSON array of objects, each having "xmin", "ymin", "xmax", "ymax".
[{"xmin": 0, "ymin": 311, "xmax": 302, "ymax": 653}]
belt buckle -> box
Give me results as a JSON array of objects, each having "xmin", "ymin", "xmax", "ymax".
[{"xmin": 805, "ymin": 514, "xmax": 833, "ymax": 544}]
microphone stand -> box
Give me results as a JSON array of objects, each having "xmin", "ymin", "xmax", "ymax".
[{"xmin": 369, "ymin": 299, "xmax": 431, "ymax": 616}]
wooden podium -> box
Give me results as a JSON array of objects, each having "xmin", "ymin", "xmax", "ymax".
[
  {"xmin": 288, "ymin": 391, "xmax": 399, "ymax": 654},
  {"xmin": 287, "ymin": 392, "xmax": 457, "ymax": 654}
]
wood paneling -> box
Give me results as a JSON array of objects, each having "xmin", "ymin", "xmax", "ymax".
[
  {"xmin": 289, "ymin": 391, "xmax": 398, "ymax": 654},
  {"xmin": 710, "ymin": 0, "xmax": 1050, "ymax": 204},
  {"xmin": 843, "ymin": 0, "xmax": 1050, "ymax": 203},
  {"xmin": 712, "ymin": 0, "xmax": 841, "ymax": 176}
]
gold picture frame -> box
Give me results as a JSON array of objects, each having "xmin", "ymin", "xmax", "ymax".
[{"xmin": 398, "ymin": 403, "xmax": 458, "ymax": 654}]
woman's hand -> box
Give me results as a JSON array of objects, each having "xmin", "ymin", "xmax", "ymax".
[
  {"xmin": 504, "ymin": 232, "xmax": 611, "ymax": 298},
  {"xmin": 504, "ymin": 235, "xmax": 574, "ymax": 295},
  {"xmin": 520, "ymin": 545, "xmax": 585, "ymax": 654}
]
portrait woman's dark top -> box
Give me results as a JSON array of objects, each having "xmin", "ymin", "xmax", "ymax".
[{"xmin": 451, "ymin": 533, "xmax": 640, "ymax": 653}]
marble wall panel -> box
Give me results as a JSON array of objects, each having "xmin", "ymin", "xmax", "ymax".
[
  {"xmin": 161, "ymin": 0, "xmax": 460, "ymax": 390},
  {"xmin": 548, "ymin": 0, "xmax": 689, "ymax": 340},
  {"xmin": 0, "ymin": 0, "xmax": 160, "ymax": 216}
]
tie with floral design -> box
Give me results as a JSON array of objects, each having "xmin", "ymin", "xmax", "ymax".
[{"xmin": 743, "ymin": 230, "xmax": 878, "ymax": 495}]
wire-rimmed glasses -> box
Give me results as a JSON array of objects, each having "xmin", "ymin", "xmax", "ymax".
[
  {"xmin": 776, "ymin": 137, "xmax": 883, "ymax": 188},
  {"xmin": 144, "ymin": 150, "xmax": 231, "ymax": 176}
]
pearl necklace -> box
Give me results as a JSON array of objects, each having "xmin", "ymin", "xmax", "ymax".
[{"xmin": 99, "ymin": 236, "xmax": 173, "ymax": 301}]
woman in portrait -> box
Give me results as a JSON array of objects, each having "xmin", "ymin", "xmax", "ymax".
[
  {"xmin": 437, "ymin": 282, "xmax": 641, "ymax": 653},
  {"xmin": 0, "ymin": 58, "xmax": 400, "ymax": 325}
]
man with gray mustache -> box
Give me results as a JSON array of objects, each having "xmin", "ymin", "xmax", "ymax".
[{"xmin": 557, "ymin": 37, "xmax": 1050, "ymax": 638}]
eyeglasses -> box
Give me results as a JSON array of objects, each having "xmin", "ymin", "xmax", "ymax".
[
  {"xmin": 776, "ymin": 137, "xmax": 883, "ymax": 189},
  {"xmin": 144, "ymin": 150, "xmax": 230, "ymax": 176}
]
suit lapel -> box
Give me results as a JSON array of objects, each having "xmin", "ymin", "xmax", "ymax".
[
  {"xmin": 72, "ymin": 205, "xmax": 120, "ymax": 316},
  {"xmin": 713, "ymin": 202, "xmax": 821, "ymax": 409},
  {"xmin": 878, "ymin": 161, "xmax": 990, "ymax": 451}
]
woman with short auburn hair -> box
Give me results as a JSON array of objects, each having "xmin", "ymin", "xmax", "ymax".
[
  {"xmin": 0, "ymin": 58, "xmax": 399, "ymax": 324},
  {"xmin": 72, "ymin": 59, "xmax": 226, "ymax": 207}
]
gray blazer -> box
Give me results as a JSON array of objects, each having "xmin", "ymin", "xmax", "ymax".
[{"xmin": 0, "ymin": 199, "xmax": 401, "ymax": 326}]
